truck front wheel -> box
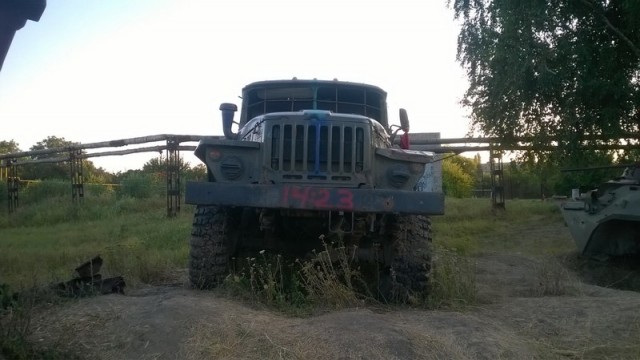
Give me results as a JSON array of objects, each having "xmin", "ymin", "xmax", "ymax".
[
  {"xmin": 189, "ymin": 205, "xmax": 240, "ymax": 289},
  {"xmin": 379, "ymin": 214, "xmax": 433, "ymax": 302}
]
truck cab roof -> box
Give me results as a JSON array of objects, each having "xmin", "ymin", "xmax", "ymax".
[{"xmin": 239, "ymin": 78, "xmax": 390, "ymax": 129}]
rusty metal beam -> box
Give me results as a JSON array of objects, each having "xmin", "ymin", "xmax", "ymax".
[
  {"xmin": 2, "ymin": 132, "xmax": 639, "ymax": 162},
  {"xmin": 0, "ymin": 135, "xmax": 206, "ymax": 160},
  {"xmin": 402, "ymin": 132, "xmax": 640, "ymax": 145},
  {"xmin": 411, "ymin": 144, "xmax": 640, "ymax": 154},
  {"xmin": 1, "ymin": 145, "xmax": 196, "ymax": 166}
]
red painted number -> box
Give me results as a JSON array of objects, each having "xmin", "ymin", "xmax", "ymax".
[
  {"xmin": 337, "ymin": 189, "xmax": 354, "ymax": 210},
  {"xmin": 282, "ymin": 186, "xmax": 354, "ymax": 210},
  {"xmin": 310, "ymin": 188, "xmax": 330, "ymax": 208},
  {"xmin": 290, "ymin": 186, "xmax": 311, "ymax": 207}
]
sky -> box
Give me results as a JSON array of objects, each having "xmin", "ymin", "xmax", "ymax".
[{"xmin": 0, "ymin": 0, "xmax": 471, "ymax": 173}]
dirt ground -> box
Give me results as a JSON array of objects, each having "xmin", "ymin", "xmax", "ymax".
[{"xmin": 26, "ymin": 225, "xmax": 640, "ymax": 360}]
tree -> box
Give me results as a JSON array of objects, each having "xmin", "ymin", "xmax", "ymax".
[
  {"xmin": 452, "ymin": 0, "xmax": 640, "ymax": 165},
  {"xmin": 20, "ymin": 135, "xmax": 109, "ymax": 181},
  {"xmin": 0, "ymin": 140, "xmax": 20, "ymax": 154},
  {"xmin": 141, "ymin": 155, "xmax": 206, "ymax": 181},
  {"xmin": 184, "ymin": 163, "xmax": 207, "ymax": 181},
  {"xmin": 442, "ymin": 156, "xmax": 474, "ymax": 197},
  {"xmin": 447, "ymin": 154, "xmax": 478, "ymax": 176},
  {"xmin": 19, "ymin": 136, "xmax": 76, "ymax": 179}
]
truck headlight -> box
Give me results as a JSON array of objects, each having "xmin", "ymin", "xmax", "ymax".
[
  {"xmin": 220, "ymin": 156, "xmax": 244, "ymax": 180},
  {"xmin": 387, "ymin": 166, "xmax": 410, "ymax": 188}
]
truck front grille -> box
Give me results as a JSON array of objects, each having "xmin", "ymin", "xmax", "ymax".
[{"xmin": 270, "ymin": 123, "xmax": 365, "ymax": 181}]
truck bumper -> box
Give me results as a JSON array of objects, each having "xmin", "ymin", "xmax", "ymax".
[{"xmin": 185, "ymin": 181, "xmax": 444, "ymax": 215}]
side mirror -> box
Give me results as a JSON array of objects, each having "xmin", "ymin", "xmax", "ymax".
[
  {"xmin": 220, "ymin": 103, "xmax": 238, "ymax": 139},
  {"xmin": 399, "ymin": 108, "xmax": 410, "ymax": 132}
]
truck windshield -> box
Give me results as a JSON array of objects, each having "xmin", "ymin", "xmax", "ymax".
[{"xmin": 245, "ymin": 83, "xmax": 384, "ymax": 123}]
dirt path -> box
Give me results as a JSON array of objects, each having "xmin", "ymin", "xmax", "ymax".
[{"xmin": 27, "ymin": 248, "xmax": 640, "ymax": 360}]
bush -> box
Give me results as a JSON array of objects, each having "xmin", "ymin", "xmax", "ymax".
[
  {"xmin": 0, "ymin": 181, "xmax": 6, "ymax": 208},
  {"xmin": 118, "ymin": 172, "xmax": 162, "ymax": 199},
  {"xmin": 442, "ymin": 160, "xmax": 474, "ymax": 198},
  {"xmin": 21, "ymin": 180, "xmax": 68, "ymax": 203}
]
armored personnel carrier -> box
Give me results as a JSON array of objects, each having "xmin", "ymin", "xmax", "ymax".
[
  {"xmin": 184, "ymin": 79, "xmax": 444, "ymax": 300},
  {"xmin": 560, "ymin": 164, "xmax": 640, "ymax": 259}
]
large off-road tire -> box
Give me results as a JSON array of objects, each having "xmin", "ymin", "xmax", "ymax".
[
  {"xmin": 189, "ymin": 205, "xmax": 239, "ymax": 289},
  {"xmin": 380, "ymin": 214, "xmax": 433, "ymax": 302}
]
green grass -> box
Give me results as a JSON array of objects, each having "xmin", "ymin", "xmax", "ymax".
[
  {"xmin": 0, "ymin": 195, "xmax": 192, "ymax": 290},
  {"xmin": 0, "ymin": 192, "xmax": 194, "ymax": 359},
  {"xmin": 0, "ymin": 195, "xmax": 573, "ymax": 292},
  {"xmin": 0, "ymin": 196, "xmax": 571, "ymax": 301},
  {"xmin": 432, "ymin": 198, "xmax": 575, "ymax": 256},
  {"xmin": 428, "ymin": 198, "xmax": 578, "ymax": 309}
]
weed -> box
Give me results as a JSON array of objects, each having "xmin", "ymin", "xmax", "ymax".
[
  {"xmin": 223, "ymin": 240, "xmax": 373, "ymax": 312},
  {"xmin": 427, "ymin": 247, "xmax": 478, "ymax": 309},
  {"xmin": 246, "ymin": 252, "xmax": 287, "ymax": 306},
  {"xmin": 295, "ymin": 240, "xmax": 366, "ymax": 308},
  {"xmin": 532, "ymin": 258, "xmax": 581, "ymax": 297},
  {"xmin": 0, "ymin": 283, "xmax": 79, "ymax": 360},
  {"xmin": 223, "ymin": 239, "xmax": 479, "ymax": 311}
]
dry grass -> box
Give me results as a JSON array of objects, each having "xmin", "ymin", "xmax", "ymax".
[
  {"xmin": 0, "ymin": 285, "xmax": 83, "ymax": 360},
  {"xmin": 511, "ymin": 307, "xmax": 640, "ymax": 360},
  {"xmin": 531, "ymin": 258, "xmax": 582, "ymax": 297},
  {"xmin": 223, "ymin": 240, "xmax": 374, "ymax": 312},
  {"xmin": 224, "ymin": 238, "xmax": 479, "ymax": 313},
  {"xmin": 295, "ymin": 240, "xmax": 371, "ymax": 308},
  {"xmin": 427, "ymin": 247, "xmax": 478, "ymax": 309},
  {"xmin": 402, "ymin": 330, "xmax": 476, "ymax": 360},
  {"xmin": 184, "ymin": 315, "xmax": 482, "ymax": 360},
  {"xmin": 184, "ymin": 315, "xmax": 333, "ymax": 360}
]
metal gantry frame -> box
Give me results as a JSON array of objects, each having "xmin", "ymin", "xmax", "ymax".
[
  {"xmin": 0, "ymin": 135, "xmax": 200, "ymax": 218},
  {"xmin": 166, "ymin": 137, "xmax": 181, "ymax": 217},
  {"xmin": 4, "ymin": 132, "xmax": 640, "ymax": 217}
]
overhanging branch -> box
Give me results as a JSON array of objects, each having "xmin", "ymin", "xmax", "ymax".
[{"xmin": 581, "ymin": 0, "xmax": 640, "ymax": 59}]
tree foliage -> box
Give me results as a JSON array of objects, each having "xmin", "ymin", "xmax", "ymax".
[
  {"xmin": 442, "ymin": 155, "xmax": 475, "ymax": 197},
  {"xmin": 0, "ymin": 140, "xmax": 20, "ymax": 154},
  {"xmin": 20, "ymin": 136, "xmax": 80, "ymax": 180},
  {"xmin": 452, "ymin": 0, "xmax": 640, "ymax": 164},
  {"xmin": 140, "ymin": 155, "xmax": 207, "ymax": 180},
  {"xmin": 16, "ymin": 136, "xmax": 112, "ymax": 182}
]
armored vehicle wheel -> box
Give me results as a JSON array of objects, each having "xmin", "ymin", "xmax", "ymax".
[
  {"xmin": 189, "ymin": 205, "xmax": 240, "ymax": 289},
  {"xmin": 379, "ymin": 214, "xmax": 433, "ymax": 302}
]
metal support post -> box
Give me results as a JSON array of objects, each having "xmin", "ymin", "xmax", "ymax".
[
  {"xmin": 489, "ymin": 146, "xmax": 505, "ymax": 211},
  {"xmin": 7, "ymin": 159, "xmax": 18, "ymax": 213},
  {"xmin": 69, "ymin": 150, "xmax": 84, "ymax": 203},
  {"xmin": 166, "ymin": 138, "xmax": 181, "ymax": 217}
]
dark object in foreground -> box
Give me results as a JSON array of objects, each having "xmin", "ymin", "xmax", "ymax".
[
  {"xmin": 55, "ymin": 256, "xmax": 126, "ymax": 297},
  {"xmin": 0, "ymin": 0, "xmax": 47, "ymax": 72}
]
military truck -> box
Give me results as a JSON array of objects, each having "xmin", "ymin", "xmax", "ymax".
[{"xmin": 184, "ymin": 79, "xmax": 444, "ymax": 299}]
